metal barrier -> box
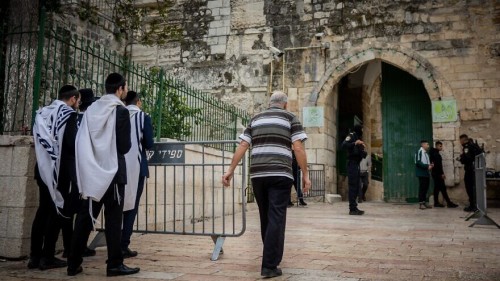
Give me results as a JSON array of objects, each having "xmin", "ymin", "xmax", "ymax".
[
  {"xmin": 304, "ymin": 164, "xmax": 326, "ymax": 199},
  {"xmin": 89, "ymin": 140, "xmax": 247, "ymax": 260},
  {"xmin": 469, "ymin": 153, "xmax": 499, "ymax": 228}
]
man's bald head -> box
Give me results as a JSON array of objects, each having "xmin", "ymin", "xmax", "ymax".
[{"xmin": 269, "ymin": 91, "xmax": 288, "ymax": 109}]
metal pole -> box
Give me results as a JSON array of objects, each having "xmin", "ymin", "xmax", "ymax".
[
  {"xmin": 31, "ymin": 6, "xmax": 46, "ymax": 129},
  {"xmin": 155, "ymin": 68, "xmax": 165, "ymax": 141}
]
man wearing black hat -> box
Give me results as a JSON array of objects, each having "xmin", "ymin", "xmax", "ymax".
[
  {"xmin": 76, "ymin": 88, "xmax": 97, "ymax": 127},
  {"xmin": 121, "ymin": 90, "xmax": 154, "ymax": 258},
  {"xmin": 341, "ymin": 125, "xmax": 367, "ymax": 215}
]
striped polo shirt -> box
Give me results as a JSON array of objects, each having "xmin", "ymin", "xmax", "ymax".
[{"xmin": 239, "ymin": 107, "xmax": 308, "ymax": 179}]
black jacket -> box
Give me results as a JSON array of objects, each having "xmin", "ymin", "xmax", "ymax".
[
  {"xmin": 429, "ymin": 147, "xmax": 443, "ymax": 177},
  {"xmin": 341, "ymin": 132, "xmax": 367, "ymax": 163},
  {"xmin": 459, "ymin": 140, "xmax": 482, "ymax": 171},
  {"xmin": 113, "ymin": 105, "xmax": 131, "ymax": 184}
]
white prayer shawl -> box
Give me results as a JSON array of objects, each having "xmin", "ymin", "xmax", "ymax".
[
  {"xmin": 123, "ymin": 105, "xmax": 144, "ymax": 211},
  {"xmin": 33, "ymin": 100, "xmax": 74, "ymax": 209},
  {"xmin": 75, "ymin": 94, "xmax": 124, "ymax": 202}
]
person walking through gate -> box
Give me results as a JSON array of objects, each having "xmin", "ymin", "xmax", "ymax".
[
  {"xmin": 458, "ymin": 134, "xmax": 482, "ymax": 212},
  {"xmin": 67, "ymin": 73, "xmax": 140, "ymax": 277},
  {"xmin": 121, "ymin": 90, "xmax": 154, "ymax": 258},
  {"xmin": 30, "ymin": 85, "xmax": 80, "ymax": 270},
  {"xmin": 222, "ymin": 91, "xmax": 311, "ymax": 278},
  {"xmin": 429, "ymin": 141, "xmax": 458, "ymax": 208},
  {"xmin": 358, "ymin": 155, "xmax": 371, "ymax": 203},
  {"xmin": 415, "ymin": 140, "xmax": 433, "ymax": 210},
  {"xmin": 341, "ymin": 125, "xmax": 367, "ymax": 215}
]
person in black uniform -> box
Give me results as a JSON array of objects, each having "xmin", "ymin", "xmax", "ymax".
[
  {"xmin": 341, "ymin": 125, "xmax": 367, "ymax": 215},
  {"xmin": 429, "ymin": 141, "xmax": 458, "ymax": 208},
  {"xmin": 459, "ymin": 134, "xmax": 482, "ymax": 212}
]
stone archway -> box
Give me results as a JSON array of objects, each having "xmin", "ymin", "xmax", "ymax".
[{"xmin": 302, "ymin": 42, "xmax": 460, "ymax": 198}]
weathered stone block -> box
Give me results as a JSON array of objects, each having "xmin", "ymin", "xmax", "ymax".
[
  {"xmin": 0, "ymin": 147, "xmax": 12, "ymax": 176},
  {"xmin": 434, "ymin": 127, "xmax": 456, "ymax": 141},
  {"xmin": 207, "ymin": 0, "xmax": 223, "ymax": 9}
]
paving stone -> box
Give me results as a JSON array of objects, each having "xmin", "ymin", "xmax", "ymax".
[{"xmin": 1, "ymin": 202, "xmax": 499, "ymax": 280}]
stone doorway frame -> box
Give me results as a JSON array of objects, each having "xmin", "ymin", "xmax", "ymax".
[{"xmin": 301, "ymin": 43, "xmax": 460, "ymax": 198}]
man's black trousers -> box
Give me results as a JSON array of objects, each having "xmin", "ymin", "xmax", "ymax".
[
  {"xmin": 418, "ymin": 176, "xmax": 430, "ymax": 203},
  {"xmin": 252, "ymin": 176, "xmax": 293, "ymax": 269},
  {"xmin": 68, "ymin": 184, "xmax": 125, "ymax": 269},
  {"xmin": 347, "ymin": 160, "xmax": 360, "ymax": 211},
  {"xmin": 432, "ymin": 175, "xmax": 451, "ymax": 205},
  {"xmin": 464, "ymin": 170, "xmax": 476, "ymax": 207}
]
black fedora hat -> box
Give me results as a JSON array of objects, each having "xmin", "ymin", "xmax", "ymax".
[{"xmin": 79, "ymin": 88, "xmax": 96, "ymax": 110}]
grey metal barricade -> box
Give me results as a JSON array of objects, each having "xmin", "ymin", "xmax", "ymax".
[
  {"xmin": 469, "ymin": 153, "xmax": 499, "ymax": 228},
  {"xmin": 89, "ymin": 140, "xmax": 247, "ymax": 260}
]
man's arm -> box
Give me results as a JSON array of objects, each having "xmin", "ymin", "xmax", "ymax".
[
  {"xmin": 116, "ymin": 106, "xmax": 131, "ymax": 155},
  {"xmin": 293, "ymin": 140, "xmax": 311, "ymax": 193},
  {"xmin": 222, "ymin": 140, "xmax": 250, "ymax": 187},
  {"xmin": 142, "ymin": 114, "xmax": 154, "ymax": 150}
]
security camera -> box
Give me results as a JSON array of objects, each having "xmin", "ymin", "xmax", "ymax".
[
  {"xmin": 315, "ymin": 32, "xmax": 325, "ymax": 40},
  {"xmin": 269, "ymin": 46, "xmax": 284, "ymax": 57}
]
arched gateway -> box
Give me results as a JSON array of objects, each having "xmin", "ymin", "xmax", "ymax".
[{"xmin": 303, "ymin": 43, "xmax": 459, "ymax": 202}]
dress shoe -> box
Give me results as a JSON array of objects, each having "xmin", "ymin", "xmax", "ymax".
[
  {"xmin": 122, "ymin": 248, "xmax": 138, "ymax": 258},
  {"xmin": 447, "ymin": 202, "xmax": 459, "ymax": 208},
  {"xmin": 434, "ymin": 203, "xmax": 445, "ymax": 208},
  {"xmin": 261, "ymin": 267, "xmax": 282, "ymax": 278},
  {"xmin": 287, "ymin": 202, "xmax": 294, "ymax": 208},
  {"xmin": 299, "ymin": 199, "xmax": 307, "ymax": 206},
  {"xmin": 349, "ymin": 209, "xmax": 365, "ymax": 215},
  {"xmin": 463, "ymin": 206, "xmax": 478, "ymax": 212},
  {"xmin": 107, "ymin": 264, "xmax": 140, "ymax": 277},
  {"xmin": 67, "ymin": 266, "xmax": 83, "ymax": 276},
  {"xmin": 83, "ymin": 247, "xmax": 96, "ymax": 257},
  {"xmin": 39, "ymin": 256, "xmax": 67, "ymax": 270},
  {"xmin": 358, "ymin": 199, "xmax": 363, "ymax": 203},
  {"xmin": 27, "ymin": 257, "xmax": 40, "ymax": 269}
]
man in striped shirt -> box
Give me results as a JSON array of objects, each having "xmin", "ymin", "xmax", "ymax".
[{"xmin": 222, "ymin": 91, "xmax": 311, "ymax": 278}]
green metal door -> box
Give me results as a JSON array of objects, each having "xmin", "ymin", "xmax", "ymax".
[{"xmin": 382, "ymin": 63, "xmax": 432, "ymax": 202}]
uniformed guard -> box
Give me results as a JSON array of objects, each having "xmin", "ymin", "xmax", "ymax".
[
  {"xmin": 459, "ymin": 134, "xmax": 483, "ymax": 212},
  {"xmin": 341, "ymin": 125, "xmax": 367, "ymax": 215}
]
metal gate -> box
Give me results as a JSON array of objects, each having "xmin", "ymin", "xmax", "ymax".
[
  {"xmin": 90, "ymin": 140, "xmax": 247, "ymax": 261},
  {"xmin": 381, "ymin": 63, "xmax": 433, "ymax": 202}
]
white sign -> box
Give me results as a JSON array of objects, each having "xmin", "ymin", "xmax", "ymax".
[{"xmin": 303, "ymin": 107, "xmax": 324, "ymax": 127}]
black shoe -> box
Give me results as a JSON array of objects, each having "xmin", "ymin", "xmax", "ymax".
[
  {"xmin": 349, "ymin": 209, "xmax": 365, "ymax": 215},
  {"xmin": 464, "ymin": 206, "xmax": 478, "ymax": 212},
  {"xmin": 83, "ymin": 247, "xmax": 96, "ymax": 257},
  {"xmin": 434, "ymin": 203, "xmax": 445, "ymax": 208},
  {"xmin": 358, "ymin": 199, "xmax": 363, "ymax": 203},
  {"xmin": 107, "ymin": 264, "xmax": 140, "ymax": 277},
  {"xmin": 299, "ymin": 199, "xmax": 307, "ymax": 206},
  {"xmin": 261, "ymin": 267, "xmax": 282, "ymax": 278},
  {"xmin": 27, "ymin": 257, "xmax": 40, "ymax": 269},
  {"xmin": 62, "ymin": 250, "xmax": 68, "ymax": 259},
  {"xmin": 447, "ymin": 202, "xmax": 459, "ymax": 208},
  {"xmin": 67, "ymin": 266, "xmax": 83, "ymax": 276},
  {"xmin": 39, "ymin": 256, "xmax": 67, "ymax": 270},
  {"xmin": 287, "ymin": 202, "xmax": 294, "ymax": 208},
  {"xmin": 122, "ymin": 248, "xmax": 138, "ymax": 259}
]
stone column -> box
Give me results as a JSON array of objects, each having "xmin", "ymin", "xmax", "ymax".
[{"xmin": 0, "ymin": 135, "xmax": 37, "ymax": 258}]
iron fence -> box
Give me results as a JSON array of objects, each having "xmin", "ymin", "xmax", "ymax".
[
  {"xmin": 90, "ymin": 140, "xmax": 247, "ymax": 260},
  {"xmin": 0, "ymin": 8, "xmax": 250, "ymax": 145}
]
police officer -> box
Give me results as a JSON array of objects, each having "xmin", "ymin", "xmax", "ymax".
[
  {"xmin": 342, "ymin": 125, "xmax": 367, "ymax": 215},
  {"xmin": 458, "ymin": 134, "xmax": 482, "ymax": 212}
]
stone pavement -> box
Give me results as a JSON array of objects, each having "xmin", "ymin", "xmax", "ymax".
[{"xmin": 1, "ymin": 201, "xmax": 500, "ymax": 281}]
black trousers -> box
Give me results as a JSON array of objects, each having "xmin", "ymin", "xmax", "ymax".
[
  {"xmin": 121, "ymin": 176, "xmax": 145, "ymax": 250},
  {"xmin": 252, "ymin": 176, "xmax": 293, "ymax": 269},
  {"xmin": 432, "ymin": 175, "xmax": 451, "ymax": 204},
  {"xmin": 292, "ymin": 162, "xmax": 303, "ymax": 199},
  {"xmin": 418, "ymin": 176, "xmax": 430, "ymax": 203},
  {"xmin": 68, "ymin": 184, "xmax": 125, "ymax": 269},
  {"xmin": 30, "ymin": 178, "xmax": 61, "ymax": 259},
  {"xmin": 464, "ymin": 170, "xmax": 476, "ymax": 207},
  {"xmin": 347, "ymin": 161, "xmax": 360, "ymax": 211}
]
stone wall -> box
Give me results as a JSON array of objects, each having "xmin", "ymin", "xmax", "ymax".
[{"xmin": 127, "ymin": 0, "xmax": 500, "ymax": 201}]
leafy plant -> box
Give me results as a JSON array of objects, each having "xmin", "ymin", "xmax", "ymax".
[{"xmin": 140, "ymin": 68, "xmax": 202, "ymax": 140}]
